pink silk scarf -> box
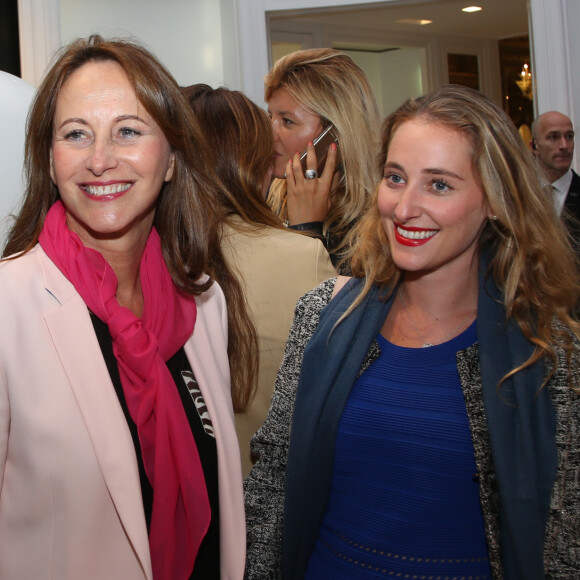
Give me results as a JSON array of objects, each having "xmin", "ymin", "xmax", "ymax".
[{"xmin": 39, "ymin": 201, "xmax": 211, "ymax": 580}]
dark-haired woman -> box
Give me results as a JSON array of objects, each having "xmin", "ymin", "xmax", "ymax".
[{"xmin": 183, "ymin": 84, "xmax": 335, "ymax": 477}]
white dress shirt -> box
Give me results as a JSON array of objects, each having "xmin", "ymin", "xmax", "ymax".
[{"xmin": 552, "ymin": 169, "xmax": 573, "ymax": 215}]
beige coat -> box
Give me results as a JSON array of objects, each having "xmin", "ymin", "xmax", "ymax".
[
  {"xmin": 0, "ymin": 245, "xmax": 246, "ymax": 580},
  {"xmin": 221, "ymin": 218, "xmax": 336, "ymax": 477}
]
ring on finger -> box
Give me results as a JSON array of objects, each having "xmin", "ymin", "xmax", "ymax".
[{"xmin": 304, "ymin": 169, "xmax": 318, "ymax": 180}]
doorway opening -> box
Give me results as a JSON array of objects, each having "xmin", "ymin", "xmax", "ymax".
[{"xmin": 268, "ymin": 0, "xmax": 530, "ymax": 126}]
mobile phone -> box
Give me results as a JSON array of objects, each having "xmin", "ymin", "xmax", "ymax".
[{"xmin": 299, "ymin": 124, "xmax": 340, "ymax": 174}]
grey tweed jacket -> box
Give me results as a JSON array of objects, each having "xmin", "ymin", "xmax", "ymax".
[{"xmin": 244, "ymin": 278, "xmax": 580, "ymax": 579}]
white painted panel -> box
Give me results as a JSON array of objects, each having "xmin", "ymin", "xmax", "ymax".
[
  {"xmin": 0, "ymin": 72, "xmax": 36, "ymax": 249},
  {"xmin": 17, "ymin": 0, "xmax": 61, "ymax": 86},
  {"xmin": 529, "ymin": 0, "xmax": 578, "ymax": 172},
  {"xmin": 57, "ymin": 0, "xmax": 225, "ymax": 86}
]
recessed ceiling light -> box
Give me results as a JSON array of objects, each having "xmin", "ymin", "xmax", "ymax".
[
  {"xmin": 462, "ymin": 6, "xmax": 483, "ymax": 13},
  {"xmin": 395, "ymin": 18, "xmax": 433, "ymax": 26}
]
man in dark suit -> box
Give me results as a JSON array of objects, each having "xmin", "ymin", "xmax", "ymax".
[{"xmin": 531, "ymin": 111, "xmax": 580, "ymax": 246}]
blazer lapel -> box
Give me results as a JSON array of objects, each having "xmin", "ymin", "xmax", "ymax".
[
  {"xmin": 39, "ymin": 250, "xmax": 153, "ymax": 580},
  {"xmin": 182, "ymin": 286, "xmax": 247, "ymax": 580}
]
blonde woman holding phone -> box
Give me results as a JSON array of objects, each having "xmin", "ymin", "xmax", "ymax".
[{"xmin": 265, "ymin": 48, "xmax": 380, "ymax": 272}]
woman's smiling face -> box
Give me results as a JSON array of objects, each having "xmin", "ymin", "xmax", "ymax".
[
  {"xmin": 267, "ymin": 87, "xmax": 324, "ymax": 179},
  {"xmin": 50, "ymin": 59, "xmax": 175, "ymax": 250},
  {"xmin": 378, "ymin": 118, "xmax": 490, "ymax": 277}
]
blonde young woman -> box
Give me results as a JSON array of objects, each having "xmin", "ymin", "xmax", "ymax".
[
  {"xmin": 245, "ymin": 85, "xmax": 580, "ymax": 579},
  {"xmin": 265, "ymin": 48, "xmax": 380, "ymax": 272}
]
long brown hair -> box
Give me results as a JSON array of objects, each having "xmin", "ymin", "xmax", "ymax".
[
  {"xmin": 4, "ymin": 35, "xmax": 257, "ymax": 411},
  {"xmin": 182, "ymin": 83, "xmax": 284, "ymax": 232},
  {"xmin": 349, "ymin": 84, "xmax": 580, "ymax": 385}
]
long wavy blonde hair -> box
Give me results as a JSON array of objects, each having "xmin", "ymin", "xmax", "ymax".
[
  {"xmin": 265, "ymin": 48, "xmax": 380, "ymax": 268},
  {"xmin": 349, "ymin": 84, "xmax": 580, "ymax": 384}
]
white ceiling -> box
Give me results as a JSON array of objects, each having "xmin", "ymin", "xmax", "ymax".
[{"xmin": 269, "ymin": 0, "xmax": 529, "ymax": 42}]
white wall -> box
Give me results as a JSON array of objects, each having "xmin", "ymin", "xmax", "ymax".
[
  {"xmin": 219, "ymin": 0, "xmax": 242, "ymax": 89},
  {"xmin": 29, "ymin": 0, "xmax": 235, "ymax": 88},
  {"xmin": 341, "ymin": 50, "xmax": 383, "ymax": 114},
  {"xmin": 560, "ymin": 0, "xmax": 579, "ymax": 129},
  {"xmin": 380, "ymin": 48, "xmax": 427, "ymax": 117},
  {"xmin": 59, "ymin": 0, "xmax": 223, "ymax": 86},
  {"xmin": 0, "ymin": 72, "xmax": 36, "ymax": 248},
  {"xmin": 344, "ymin": 48, "xmax": 427, "ymax": 118},
  {"xmin": 529, "ymin": 0, "xmax": 579, "ymax": 172},
  {"xmin": 562, "ymin": 0, "xmax": 579, "ymax": 173},
  {"xmin": 16, "ymin": 0, "xmax": 580, "ymax": 156}
]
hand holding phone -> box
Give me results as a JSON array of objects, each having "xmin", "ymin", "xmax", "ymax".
[
  {"xmin": 299, "ymin": 124, "xmax": 341, "ymax": 175},
  {"xmin": 284, "ymin": 124, "xmax": 339, "ymax": 225}
]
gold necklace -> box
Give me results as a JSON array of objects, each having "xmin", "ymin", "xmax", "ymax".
[{"xmin": 398, "ymin": 288, "xmax": 476, "ymax": 348}]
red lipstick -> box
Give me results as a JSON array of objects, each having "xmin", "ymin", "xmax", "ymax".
[{"xmin": 393, "ymin": 223, "xmax": 438, "ymax": 247}]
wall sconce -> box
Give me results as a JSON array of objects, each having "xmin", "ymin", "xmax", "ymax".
[{"xmin": 516, "ymin": 63, "xmax": 533, "ymax": 100}]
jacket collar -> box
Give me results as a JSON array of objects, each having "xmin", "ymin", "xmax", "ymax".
[{"xmin": 38, "ymin": 246, "xmax": 153, "ymax": 580}]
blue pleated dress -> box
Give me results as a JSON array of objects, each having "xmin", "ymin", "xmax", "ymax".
[{"xmin": 304, "ymin": 321, "xmax": 492, "ymax": 579}]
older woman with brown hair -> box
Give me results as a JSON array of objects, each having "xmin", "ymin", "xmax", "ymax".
[
  {"xmin": 182, "ymin": 84, "xmax": 335, "ymax": 477},
  {"xmin": 0, "ymin": 36, "xmax": 255, "ymax": 580}
]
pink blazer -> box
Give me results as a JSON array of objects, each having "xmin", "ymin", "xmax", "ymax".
[{"xmin": 0, "ymin": 245, "xmax": 245, "ymax": 579}]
